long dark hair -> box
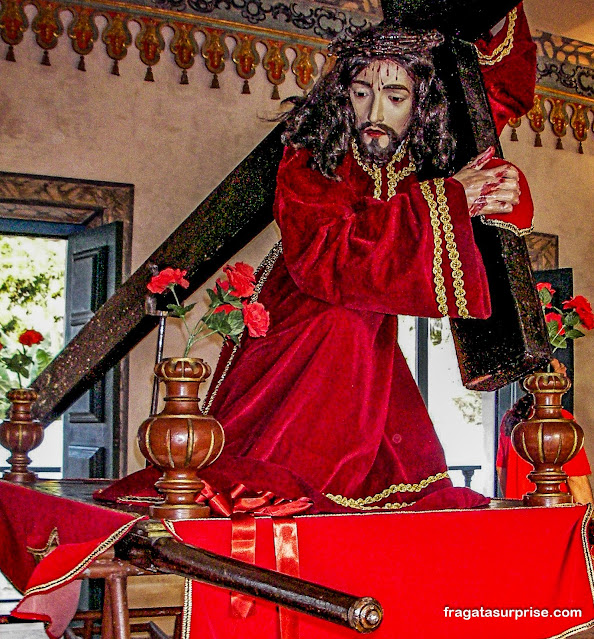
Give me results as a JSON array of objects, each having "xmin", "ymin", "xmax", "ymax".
[
  {"xmin": 502, "ymin": 394, "xmax": 534, "ymax": 437},
  {"xmin": 280, "ymin": 25, "xmax": 456, "ymax": 179}
]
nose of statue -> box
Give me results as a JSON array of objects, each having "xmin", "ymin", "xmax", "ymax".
[{"xmin": 369, "ymin": 94, "xmax": 384, "ymax": 123}]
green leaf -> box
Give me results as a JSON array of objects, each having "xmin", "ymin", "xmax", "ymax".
[
  {"xmin": 3, "ymin": 352, "xmax": 31, "ymax": 377},
  {"xmin": 547, "ymin": 322, "xmax": 561, "ymax": 339},
  {"xmin": 551, "ymin": 335, "xmax": 567, "ymax": 349},
  {"xmin": 565, "ymin": 328, "xmax": 585, "ymax": 340},
  {"xmin": 226, "ymin": 310, "xmax": 245, "ymax": 335},
  {"xmin": 207, "ymin": 289, "xmax": 219, "ymax": 304},
  {"xmin": 564, "ymin": 311, "xmax": 580, "ymax": 327},
  {"xmin": 166, "ymin": 303, "xmax": 189, "ymax": 318},
  {"xmin": 539, "ymin": 288, "xmax": 552, "ymax": 307},
  {"xmin": 204, "ymin": 312, "xmax": 231, "ymax": 334}
]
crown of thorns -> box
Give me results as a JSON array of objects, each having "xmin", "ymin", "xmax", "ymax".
[{"xmin": 329, "ymin": 25, "xmax": 444, "ymax": 59}]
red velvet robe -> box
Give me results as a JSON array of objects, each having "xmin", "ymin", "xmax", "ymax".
[
  {"xmin": 201, "ymin": 4, "xmax": 536, "ymax": 514},
  {"xmin": 96, "ymin": 5, "xmax": 536, "ymax": 514}
]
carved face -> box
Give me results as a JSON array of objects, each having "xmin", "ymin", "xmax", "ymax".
[{"xmin": 349, "ymin": 60, "xmax": 414, "ymax": 163}]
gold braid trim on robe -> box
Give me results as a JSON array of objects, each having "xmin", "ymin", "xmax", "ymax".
[
  {"xmin": 324, "ymin": 471, "xmax": 450, "ymax": 510},
  {"xmin": 420, "ymin": 179, "xmax": 471, "ymax": 319}
]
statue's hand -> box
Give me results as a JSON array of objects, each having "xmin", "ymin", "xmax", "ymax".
[{"xmin": 453, "ymin": 147, "xmax": 521, "ymax": 217}]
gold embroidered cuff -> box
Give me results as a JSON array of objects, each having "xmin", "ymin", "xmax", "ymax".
[
  {"xmin": 475, "ymin": 7, "xmax": 517, "ymax": 66},
  {"xmin": 479, "ymin": 216, "xmax": 534, "ymax": 237}
]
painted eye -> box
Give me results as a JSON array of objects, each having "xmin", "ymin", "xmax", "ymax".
[{"xmin": 388, "ymin": 95, "xmax": 405, "ymax": 103}]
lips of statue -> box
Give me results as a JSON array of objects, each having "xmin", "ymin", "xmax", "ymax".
[{"xmin": 349, "ymin": 59, "xmax": 414, "ymax": 164}]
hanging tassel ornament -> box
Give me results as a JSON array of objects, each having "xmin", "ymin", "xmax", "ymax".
[
  {"xmin": 534, "ymin": 132, "xmax": 542, "ymax": 147},
  {"xmin": 144, "ymin": 66, "xmax": 154, "ymax": 82},
  {"xmin": 510, "ymin": 129, "xmax": 518, "ymax": 141},
  {"xmin": 180, "ymin": 69, "xmax": 188, "ymax": 85},
  {"xmin": 242, "ymin": 79, "xmax": 250, "ymax": 94},
  {"xmin": 6, "ymin": 45, "xmax": 16, "ymax": 62},
  {"xmin": 210, "ymin": 73, "xmax": 220, "ymax": 88},
  {"xmin": 77, "ymin": 55, "xmax": 86, "ymax": 72},
  {"xmin": 555, "ymin": 137, "xmax": 563, "ymax": 150},
  {"xmin": 271, "ymin": 85, "xmax": 280, "ymax": 100},
  {"xmin": 578, "ymin": 141, "xmax": 584, "ymax": 154},
  {"xmin": 41, "ymin": 50, "xmax": 50, "ymax": 66},
  {"xmin": 111, "ymin": 59, "xmax": 120, "ymax": 76}
]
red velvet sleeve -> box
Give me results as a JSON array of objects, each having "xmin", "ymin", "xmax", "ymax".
[
  {"xmin": 477, "ymin": 3, "xmax": 537, "ymax": 135},
  {"xmin": 560, "ymin": 409, "xmax": 592, "ymax": 476},
  {"xmin": 274, "ymin": 147, "xmax": 491, "ymax": 319}
]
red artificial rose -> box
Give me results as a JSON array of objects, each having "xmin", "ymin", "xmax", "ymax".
[
  {"xmin": 216, "ymin": 278, "xmax": 230, "ymax": 292},
  {"xmin": 147, "ymin": 268, "xmax": 189, "ymax": 294},
  {"xmin": 223, "ymin": 263, "xmax": 256, "ymax": 298},
  {"xmin": 536, "ymin": 282, "xmax": 555, "ymax": 308},
  {"xmin": 232, "ymin": 262, "xmax": 255, "ymax": 281},
  {"xmin": 18, "ymin": 329, "xmax": 44, "ymax": 346},
  {"xmin": 545, "ymin": 312, "xmax": 565, "ymax": 336},
  {"xmin": 563, "ymin": 295, "xmax": 594, "ymax": 330},
  {"xmin": 242, "ymin": 302, "xmax": 270, "ymax": 338},
  {"xmin": 213, "ymin": 304, "xmax": 237, "ymax": 314},
  {"xmin": 0, "ymin": 342, "xmax": 3, "ymax": 350}
]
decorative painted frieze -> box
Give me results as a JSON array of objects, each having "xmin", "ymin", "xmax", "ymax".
[{"xmin": 1, "ymin": 0, "xmax": 594, "ymax": 154}]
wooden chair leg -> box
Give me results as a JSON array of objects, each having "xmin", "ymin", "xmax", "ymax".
[
  {"xmin": 102, "ymin": 580, "xmax": 114, "ymax": 639},
  {"xmin": 106, "ymin": 574, "xmax": 131, "ymax": 639}
]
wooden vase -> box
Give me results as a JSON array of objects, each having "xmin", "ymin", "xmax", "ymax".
[
  {"xmin": 0, "ymin": 388, "xmax": 44, "ymax": 483},
  {"xmin": 511, "ymin": 371, "xmax": 583, "ymax": 506},
  {"xmin": 137, "ymin": 358, "xmax": 225, "ymax": 520}
]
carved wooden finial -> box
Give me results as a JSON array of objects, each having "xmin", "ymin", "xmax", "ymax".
[
  {"xmin": 512, "ymin": 372, "xmax": 583, "ymax": 506},
  {"xmin": 137, "ymin": 358, "xmax": 225, "ymax": 519},
  {"xmin": 0, "ymin": 389, "xmax": 44, "ymax": 483}
]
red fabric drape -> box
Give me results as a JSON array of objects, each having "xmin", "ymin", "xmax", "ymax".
[
  {"xmin": 172, "ymin": 505, "xmax": 594, "ymax": 639},
  {"xmin": 0, "ymin": 481, "xmax": 144, "ymax": 639}
]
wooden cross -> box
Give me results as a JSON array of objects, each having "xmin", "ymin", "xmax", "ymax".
[{"xmin": 379, "ymin": 0, "xmax": 551, "ymax": 391}]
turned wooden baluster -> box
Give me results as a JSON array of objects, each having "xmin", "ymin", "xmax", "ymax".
[
  {"xmin": 0, "ymin": 388, "xmax": 44, "ymax": 483},
  {"xmin": 512, "ymin": 371, "xmax": 583, "ymax": 506},
  {"xmin": 137, "ymin": 358, "xmax": 225, "ymax": 520}
]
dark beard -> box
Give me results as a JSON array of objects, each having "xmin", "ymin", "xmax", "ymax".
[{"xmin": 355, "ymin": 122, "xmax": 406, "ymax": 166}]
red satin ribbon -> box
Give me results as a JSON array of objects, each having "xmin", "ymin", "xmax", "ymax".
[
  {"xmin": 197, "ymin": 480, "xmax": 311, "ymax": 628},
  {"xmin": 230, "ymin": 513, "xmax": 257, "ymax": 617},
  {"xmin": 273, "ymin": 518, "xmax": 301, "ymax": 639}
]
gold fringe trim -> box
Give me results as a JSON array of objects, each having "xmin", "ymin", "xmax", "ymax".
[
  {"xmin": 182, "ymin": 578, "xmax": 193, "ymax": 639},
  {"xmin": 476, "ymin": 7, "xmax": 517, "ymax": 66},
  {"xmin": 324, "ymin": 471, "xmax": 450, "ymax": 510},
  {"xmin": 23, "ymin": 517, "xmax": 145, "ymax": 596},
  {"xmin": 479, "ymin": 216, "xmax": 534, "ymax": 237}
]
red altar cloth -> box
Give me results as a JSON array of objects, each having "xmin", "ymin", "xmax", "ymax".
[
  {"xmin": 171, "ymin": 505, "xmax": 594, "ymax": 639},
  {"xmin": 0, "ymin": 480, "xmax": 144, "ymax": 638},
  {"xmin": 1, "ymin": 480, "xmax": 593, "ymax": 639}
]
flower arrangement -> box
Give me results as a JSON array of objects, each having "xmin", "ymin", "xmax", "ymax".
[
  {"xmin": 147, "ymin": 263, "xmax": 270, "ymax": 356},
  {"xmin": 0, "ymin": 329, "xmax": 51, "ymax": 416},
  {"xmin": 537, "ymin": 282, "xmax": 594, "ymax": 351}
]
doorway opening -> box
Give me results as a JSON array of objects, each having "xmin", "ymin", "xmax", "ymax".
[{"xmin": 0, "ymin": 234, "xmax": 67, "ymax": 478}]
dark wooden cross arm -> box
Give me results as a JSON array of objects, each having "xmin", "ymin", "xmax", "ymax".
[
  {"xmin": 116, "ymin": 522, "xmax": 383, "ymax": 633},
  {"xmin": 382, "ymin": 0, "xmax": 519, "ymax": 41}
]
